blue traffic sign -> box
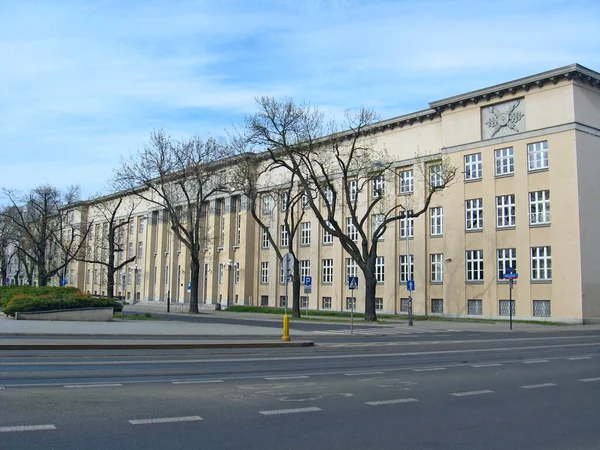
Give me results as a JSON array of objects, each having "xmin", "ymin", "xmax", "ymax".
[
  {"xmin": 407, "ymin": 280, "xmax": 415, "ymax": 291},
  {"xmin": 348, "ymin": 276, "xmax": 359, "ymax": 290},
  {"xmin": 60, "ymin": 279, "xmax": 67, "ymax": 287},
  {"xmin": 187, "ymin": 282, "xmax": 192, "ymax": 292},
  {"xmin": 304, "ymin": 276, "xmax": 312, "ymax": 286}
]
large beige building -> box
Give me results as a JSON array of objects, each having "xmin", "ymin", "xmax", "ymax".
[{"xmin": 61, "ymin": 64, "xmax": 600, "ymax": 323}]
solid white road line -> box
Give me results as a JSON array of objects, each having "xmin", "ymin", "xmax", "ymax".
[
  {"xmin": 366, "ymin": 398, "xmax": 418, "ymax": 406},
  {"xmin": 0, "ymin": 425, "xmax": 56, "ymax": 433},
  {"xmin": 259, "ymin": 407, "xmax": 322, "ymax": 416},
  {"xmin": 522, "ymin": 360, "xmax": 550, "ymax": 364},
  {"xmin": 129, "ymin": 416, "xmax": 203, "ymax": 425},
  {"xmin": 344, "ymin": 371, "xmax": 384, "ymax": 376},
  {"xmin": 264, "ymin": 375, "xmax": 310, "ymax": 380},
  {"xmin": 413, "ymin": 367, "xmax": 446, "ymax": 372},
  {"xmin": 172, "ymin": 380, "xmax": 224, "ymax": 385},
  {"xmin": 451, "ymin": 390, "xmax": 494, "ymax": 397},
  {"xmin": 567, "ymin": 356, "xmax": 592, "ymax": 360},
  {"xmin": 579, "ymin": 377, "xmax": 600, "ymax": 382},
  {"xmin": 472, "ymin": 363, "xmax": 503, "ymax": 368},
  {"xmin": 520, "ymin": 383, "xmax": 557, "ymax": 389},
  {"xmin": 64, "ymin": 384, "xmax": 123, "ymax": 388}
]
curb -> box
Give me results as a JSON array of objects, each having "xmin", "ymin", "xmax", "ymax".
[{"xmin": 0, "ymin": 341, "xmax": 315, "ymax": 350}]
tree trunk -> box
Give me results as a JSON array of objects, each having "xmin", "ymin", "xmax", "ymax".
[
  {"xmin": 363, "ymin": 259, "xmax": 377, "ymax": 322},
  {"xmin": 189, "ymin": 257, "xmax": 200, "ymax": 314},
  {"xmin": 292, "ymin": 260, "xmax": 301, "ymax": 318},
  {"xmin": 107, "ymin": 266, "xmax": 115, "ymax": 298}
]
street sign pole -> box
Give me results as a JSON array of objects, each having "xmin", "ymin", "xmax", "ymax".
[
  {"xmin": 503, "ymin": 266, "xmax": 518, "ymax": 330},
  {"xmin": 509, "ymin": 278, "xmax": 513, "ymax": 330},
  {"xmin": 348, "ymin": 276, "xmax": 358, "ymax": 335},
  {"xmin": 406, "ymin": 217, "xmax": 413, "ymax": 327}
]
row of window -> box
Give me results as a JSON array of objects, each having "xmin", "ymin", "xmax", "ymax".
[{"xmin": 464, "ymin": 141, "xmax": 549, "ymax": 181}]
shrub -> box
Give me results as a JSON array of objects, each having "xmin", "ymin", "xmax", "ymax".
[
  {"xmin": 0, "ymin": 286, "xmax": 79, "ymax": 308},
  {"xmin": 3, "ymin": 293, "xmax": 122, "ymax": 317}
]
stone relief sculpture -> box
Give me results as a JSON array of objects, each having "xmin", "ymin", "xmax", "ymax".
[{"xmin": 482, "ymin": 99, "xmax": 525, "ymax": 139}]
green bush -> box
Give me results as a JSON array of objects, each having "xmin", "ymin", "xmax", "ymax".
[
  {"xmin": 0, "ymin": 286, "xmax": 79, "ymax": 308},
  {"xmin": 3, "ymin": 293, "xmax": 122, "ymax": 317}
]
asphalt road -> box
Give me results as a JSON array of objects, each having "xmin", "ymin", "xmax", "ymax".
[{"xmin": 1, "ymin": 331, "xmax": 600, "ymax": 449}]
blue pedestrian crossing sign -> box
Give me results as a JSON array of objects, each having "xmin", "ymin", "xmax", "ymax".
[
  {"xmin": 304, "ymin": 276, "xmax": 312, "ymax": 286},
  {"xmin": 407, "ymin": 280, "xmax": 415, "ymax": 291},
  {"xmin": 348, "ymin": 276, "xmax": 359, "ymax": 290}
]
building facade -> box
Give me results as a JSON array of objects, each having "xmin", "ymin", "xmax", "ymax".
[{"xmin": 57, "ymin": 64, "xmax": 600, "ymax": 323}]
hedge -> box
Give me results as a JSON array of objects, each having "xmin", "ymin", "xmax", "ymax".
[
  {"xmin": 2, "ymin": 293, "xmax": 122, "ymax": 317},
  {"xmin": 0, "ymin": 286, "xmax": 79, "ymax": 308}
]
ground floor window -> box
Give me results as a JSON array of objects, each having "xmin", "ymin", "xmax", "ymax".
[
  {"xmin": 260, "ymin": 295, "xmax": 269, "ymax": 306},
  {"xmin": 431, "ymin": 298, "xmax": 443, "ymax": 313},
  {"xmin": 400, "ymin": 298, "xmax": 409, "ymax": 313},
  {"xmin": 346, "ymin": 297, "xmax": 356, "ymax": 310},
  {"xmin": 533, "ymin": 300, "xmax": 551, "ymax": 317},
  {"xmin": 301, "ymin": 296, "xmax": 308, "ymax": 308},
  {"xmin": 499, "ymin": 300, "xmax": 515, "ymax": 316},
  {"xmin": 279, "ymin": 296, "xmax": 287, "ymax": 307},
  {"xmin": 375, "ymin": 298, "xmax": 383, "ymax": 311},
  {"xmin": 468, "ymin": 299, "xmax": 482, "ymax": 315},
  {"xmin": 322, "ymin": 296, "xmax": 332, "ymax": 309}
]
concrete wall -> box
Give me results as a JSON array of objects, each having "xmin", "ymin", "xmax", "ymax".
[{"xmin": 15, "ymin": 307, "xmax": 114, "ymax": 322}]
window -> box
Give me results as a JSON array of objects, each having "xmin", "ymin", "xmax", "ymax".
[
  {"xmin": 345, "ymin": 258, "xmax": 358, "ymax": 282},
  {"xmin": 346, "ymin": 217, "xmax": 358, "ymax": 242},
  {"xmin": 400, "ymin": 211, "xmax": 413, "ymax": 239},
  {"xmin": 533, "ymin": 300, "xmax": 551, "ymax": 317},
  {"xmin": 86, "ymin": 269, "xmax": 91, "ymax": 284},
  {"xmin": 346, "ymin": 297, "xmax": 356, "ymax": 310},
  {"xmin": 372, "ymin": 214, "xmax": 385, "ymax": 240},
  {"xmin": 348, "ymin": 180, "xmax": 358, "ymax": 202},
  {"xmin": 137, "ymin": 242, "xmax": 143, "ymax": 259},
  {"xmin": 165, "ymin": 265, "xmax": 169, "ymax": 286},
  {"xmin": 465, "ymin": 199, "xmax": 483, "ymax": 231},
  {"xmin": 263, "ymin": 195, "xmax": 274, "ymax": 214},
  {"xmin": 499, "ymin": 300, "xmax": 515, "ymax": 316},
  {"xmin": 322, "ymin": 259, "xmax": 333, "ymax": 284},
  {"xmin": 280, "ymin": 265, "xmax": 286, "ymax": 284},
  {"xmin": 136, "ymin": 269, "xmax": 141, "ymax": 285},
  {"xmin": 128, "ymin": 242, "xmax": 134, "ymax": 258},
  {"xmin": 528, "ymin": 141, "xmax": 548, "ymax": 171},
  {"xmin": 399, "ymin": 255, "xmax": 414, "ymax": 283},
  {"xmin": 531, "ymin": 246, "xmax": 552, "ymax": 281},
  {"xmin": 399, "ymin": 169, "xmax": 414, "ymax": 194},
  {"xmin": 262, "ymin": 229, "xmax": 270, "ymax": 249},
  {"xmin": 400, "ymin": 298, "xmax": 409, "ymax": 313},
  {"xmin": 495, "ymin": 147, "xmax": 514, "ymax": 176},
  {"xmin": 466, "ymin": 250, "xmax": 484, "ymax": 281},
  {"xmin": 300, "ymin": 260, "xmax": 311, "ymax": 283},
  {"xmin": 322, "ymin": 297, "xmax": 332, "ymax": 309},
  {"xmin": 236, "ymin": 198, "xmax": 242, "ymax": 246},
  {"xmin": 375, "ymin": 256, "xmax": 385, "ymax": 283},
  {"xmin": 496, "ymin": 195, "xmax": 516, "ymax": 228},
  {"xmin": 430, "ymin": 207, "xmax": 443, "ymax": 236},
  {"xmin": 464, "ymin": 153, "xmax": 482, "ymax": 181},
  {"xmin": 299, "ymin": 222, "xmax": 311, "ymax": 246},
  {"xmin": 279, "ymin": 296, "xmax": 287, "ymax": 307},
  {"xmin": 302, "ymin": 190, "xmax": 310, "ymax": 209},
  {"xmin": 219, "ymin": 200, "xmax": 225, "ymax": 247},
  {"xmin": 373, "ymin": 175, "xmax": 385, "ymax": 198},
  {"xmin": 497, "ymin": 248, "xmax": 517, "ymax": 281},
  {"xmin": 324, "ymin": 186, "xmax": 334, "ymax": 205},
  {"xmin": 530, "ymin": 190, "xmax": 550, "ymax": 225},
  {"xmin": 218, "ymin": 263, "xmax": 223, "ymax": 284},
  {"xmin": 234, "ymin": 262, "xmax": 240, "ymax": 284},
  {"xmin": 323, "ymin": 221, "xmax": 333, "ymax": 244},
  {"xmin": 431, "ymin": 299, "xmax": 443, "ymax": 313},
  {"xmin": 468, "ymin": 299, "xmax": 482, "ymax": 315},
  {"xmin": 301, "ymin": 296, "xmax": 308, "ymax": 308},
  {"xmin": 260, "ymin": 295, "xmax": 269, "ymax": 306},
  {"xmin": 280, "ymin": 225, "xmax": 289, "ymax": 247},
  {"xmin": 261, "ymin": 262, "xmax": 269, "ymax": 284},
  {"xmin": 430, "ymin": 165, "xmax": 443, "ymax": 188},
  {"xmin": 129, "ymin": 221, "xmax": 135, "ymax": 234},
  {"xmin": 375, "ymin": 298, "xmax": 383, "ymax": 311},
  {"xmin": 430, "ymin": 254, "xmax": 443, "ymax": 283},
  {"xmin": 281, "ymin": 193, "xmax": 289, "ymax": 211}
]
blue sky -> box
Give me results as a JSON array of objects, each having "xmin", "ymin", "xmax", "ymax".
[{"xmin": 1, "ymin": 0, "xmax": 598, "ymax": 199}]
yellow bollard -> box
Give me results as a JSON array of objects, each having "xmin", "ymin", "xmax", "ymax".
[{"xmin": 282, "ymin": 314, "xmax": 290, "ymax": 341}]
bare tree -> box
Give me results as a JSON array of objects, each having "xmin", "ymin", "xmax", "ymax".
[
  {"xmin": 246, "ymin": 97, "xmax": 457, "ymax": 321},
  {"xmin": 0, "ymin": 209, "xmax": 16, "ymax": 284},
  {"xmin": 73, "ymin": 194, "xmax": 139, "ymax": 298},
  {"xmin": 0, "ymin": 185, "xmax": 87, "ymax": 286},
  {"xmin": 113, "ymin": 130, "xmax": 232, "ymax": 313}
]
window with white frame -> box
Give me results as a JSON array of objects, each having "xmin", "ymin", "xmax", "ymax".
[
  {"xmin": 348, "ymin": 180, "xmax": 357, "ymax": 202},
  {"xmin": 400, "ymin": 211, "xmax": 413, "ymax": 239},
  {"xmin": 236, "ymin": 199, "xmax": 242, "ymax": 245},
  {"xmin": 464, "ymin": 153, "xmax": 482, "ymax": 181},
  {"xmin": 430, "ymin": 165, "xmax": 443, "ymax": 188},
  {"xmin": 528, "ymin": 141, "xmax": 548, "ymax": 171},
  {"xmin": 301, "ymin": 222, "xmax": 311, "ymax": 245},
  {"xmin": 529, "ymin": 190, "xmax": 550, "ymax": 225},
  {"xmin": 300, "ymin": 260, "xmax": 311, "ymax": 283},
  {"xmin": 261, "ymin": 262, "xmax": 269, "ymax": 284},
  {"xmin": 138, "ymin": 217, "xmax": 144, "ymax": 233},
  {"xmin": 137, "ymin": 242, "xmax": 143, "ymax": 259},
  {"xmin": 323, "ymin": 221, "xmax": 333, "ymax": 244},
  {"xmin": 375, "ymin": 298, "xmax": 383, "ymax": 311},
  {"xmin": 531, "ymin": 246, "xmax": 552, "ymax": 281},
  {"xmin": 218, "ymin": 263, "xmax": 223, "ymax": 284},
  {"xmin": 430, "ymin": 254, "xmax": 443, "ymax": 283},
  {"xmin": 399, "ymin": 255, "xmax": 414, "ymax": 283},
  {"xmin": 375, "ymin": 256, "xmax": 385, "ymax": 283},
  {"xmin": 430, "ymin": 207, "xmax": 443, "ymax": 236},
  {"xmin": 346, "ymin": 297, "xmax": 356, "ymax": 310},
  {"xmin": 322, "ymin": 297, "xmax": 332, "ymax": 309},
  {"xmin": 372, "ymin": 214, "xmax": 385, "ymax": 240},
  {"xmin": 497, "ymin": 248, "xmax": 517, "ymax": 281},
  {"xmin": 495, "ymin": 147, "xmax": 514, "ymax": 176},
  {"xmin": 280, "ymin": 192, "xmax": 289, "ymax": 211},
  {"xmin": 136, "ymin": 269, "xmax": 141, "ymax": 285},
  {"xmin": 301, "ymin": 296, "xmax": 308, "ymax": 308},
  {"xmin": 496, "ymin": 195, "xmax": 516, "ymax": 228},
  {"xmin": 322, "ymin": 259, "xmax": 333, "ymax": 284},
  {"xmin": 324, "ymin": 186, "xmax": 334, "ymax": 205},
  {"xmin": 220, "ymin": 200, "xmax": 226, "ymax": 247},
  {"xmin": 465, "ymin": 199, "xmax": 483, "ymax": 231},
  {"xmin": 302, "ymin": 190, "xmax": 310, "ymax": 209},
  {"xmin": 466, "ymin": 250, "xmax": 484, "ymax": 281},
  {"xmin": 372, "ymin": 175, "xmax": 385, "ymax": 198},
  {"xmin": 262, "ymin": 229, "xmax": 270, "ymax": 249},
  {"xmin": 234, "ymin": 262, "xmax": 240, "ymax": 284},
  {"xmin": 280, "ymin": 225, "xmax": 289, "ymax": 247},
  {"xmin": 346, "ymin": 217, "xmax": 358, "ymax": 241},
  {"xmin": 345, "ymin": 258, "xmax": 358, "ymax": 282},
  {"xmin": 280, "ymin": 265, "xmax": 286, "ymax": 284},
  {"xmin": 263, "ymin": 195, "xmax": 274, "ymax": 214},
  {"xmin": 399, "ymin": 169, "xmax": 414, "ymax": 194}
]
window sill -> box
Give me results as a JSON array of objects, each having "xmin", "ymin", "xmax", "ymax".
[
  {"xmin": 465, "ymin": 229, "xmax": 483, "ymax": 233},
  {"xmin": 430, "ymin": 234, "xmax": 443, "ymax": 239},
  {"xmin": 232, "ymin": 245, "xmax": 240, "ymax": 249},
  {"xmin": 495, "ymin": 172, "xmax": 515, "ymax": 179},
  {"xmin": 400, "ymin": 237, "xmax": 414, "ymax": 241},
  {"xmin": 464, "ymin": 178, "xmax": 482, "ymax": 183},
  {"xmin": 300, "ymin": 244, "xmax": 311, "ymax": 247},
  {"xmin": 528, "ymin": 167, "xmax": 549, "ymax": 174},
  {"xmin": 466, "ymin": 281, "xmax": 484, "ymax": 285},
  {"xmin": 398, "ymin": 191, "xmax": 414, "ymax": 196},
  {"xmin": 217, "ymin": 246, "xmax": 224, "ymax": 251},
  {"xmin": 530, "ymin": 222, "xmax": 551, "ymax": 228},
  {"xmin": 429, "ymin": 281, "xmax": 443, "ymax": 285},
  {"xmin": 496, "ymin": 226, "xmax": 516, "ymax": 231},
  {"xmin": 531, "ymin": 279, "xmax": 552, "ymax": 284},
  {"xmin": 321, "ymin": 242, "xmax": 333, "ymax": 246}
]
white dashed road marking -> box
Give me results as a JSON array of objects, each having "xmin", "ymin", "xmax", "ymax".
[
  {"xmin": 0, "ymin": 425, "xmax": 56, "ymax": 433},
  {"xmin": 579, "ymin": 377, "xmax": 600, "ymax": 382},
  {"xmin": 264, "ymin": 376, "xmax": 310, "ymax": 380},
  {"xmin": 451, "ymin": 390, "xmax": 494, "ymax": 397},
  {"xmin": 129, "ymin": 416, "xmax": 203, "ymax": 425},
  {"xmin": 520, "ymin": 383, "xmax": 557, "ymax": 389},
  {"xmin": 345, "ymin": 371, "xmax": 384, "ymax": 376},
  {"xmin": 259, "ymin": 407, "xmax": 322, "ymax": 416},
  {"xmin": 413, "ymin": 367, "xmax": 446, "ymax": 372},
  {"xmin": 523, "ymin": 360, "xmax": 550, "ymax": 364},
  {"xmin": 172, "ymin": 380, "xmax": 223, "ymax": 385},
  {"xmin": 366, "ymin": 398, "xmax": 418, "ymax": 406},
  {"xmin": 472, "ymin": 364, "xmax": 503, "ymax": 368},
  {"xmin": 567, "ymin": 356, "xmax": 591, "ymax": 361},
  {"xmin": 64, "ymin": 384, "xmax": 122, "ymax": 388}
]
